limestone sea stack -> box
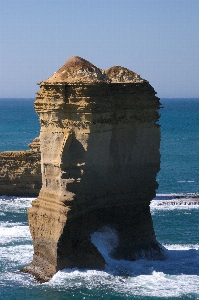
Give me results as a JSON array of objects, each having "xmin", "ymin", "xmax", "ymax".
[
  {"xmin": 0, "ymin": 138, "xmax": 41, "ymax": 196},
  {"xmin": 22, "ymin": 56, "xmax": 164, "ymax": 282}
]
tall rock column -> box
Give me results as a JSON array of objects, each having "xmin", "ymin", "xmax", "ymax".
[{"xmin": 22, "ymin": 56, "xmax": 164, "ymax": 282}]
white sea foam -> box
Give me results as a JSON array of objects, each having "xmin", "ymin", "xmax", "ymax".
[
  {"xmin": 47, "ymin": 265, "xmax": 199, "ymax": 298},
  {"xmin": 177, "ymin": 180, "xmax": 195, "ymax": 183},
  {"xmin": 150, "ymin": 199, "xmax": 199, "ymax": 211},
  {"xmin": 0, "ymin": 224, "xmax": 31, "ymax": 244},
  {"xmin": 44, "ymin": 240, "xmax": 199, "ymax": 298},
  {"xmin": 165, "ymin": 244, "xmax": 199, "ymax": 250},
  {"xmin": 0, "ymin": 244, "xmax": 34, "ymax": 286},
  {"xmin": 0, "ymin": 196, "xmax": 34, "ymax": 213},
  {"xmin": 1, "ymin": 196, "xmax": 199, "ymax": 298},
  {"xmin": 0, "ymin": 244, "xmax": 33, "ymax": 264},
  {"xmin": 2, "ymin": 253, "xmax": 199, "ymax": 298},
  {"xmin": 91, "ymin": 225, "xmax": 119, "ymax": 262}
]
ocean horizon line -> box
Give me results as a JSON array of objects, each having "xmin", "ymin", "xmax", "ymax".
[{"xmin": 0, "ymin": 97, "xmax": 199, "ymax": 100}]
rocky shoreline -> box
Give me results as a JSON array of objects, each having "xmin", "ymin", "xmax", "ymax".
[{"xmin": 0, "ymin": 138, "xmax": 41, "ymax": 196}]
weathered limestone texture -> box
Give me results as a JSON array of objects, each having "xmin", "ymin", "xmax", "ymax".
[
  {"xmin": 22, "ymin": 56, "xmax": 164, "ymax": 282},
  {"xmin": 0, "ymin": 138, "xmax": 41, "ymax": 196}
]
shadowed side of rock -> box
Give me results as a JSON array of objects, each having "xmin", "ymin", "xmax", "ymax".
[{"xmin": 22, "ymin": 56, "xmax": 164, "ymax": 282}]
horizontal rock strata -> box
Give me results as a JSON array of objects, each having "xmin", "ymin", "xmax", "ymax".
[
  {"xmin": 22, "ymin": 56, "xmax": 164, "ymax": 282},
  {"xmin": 0, "ymin": 138, "xmax": 41, "ymax": 196}
]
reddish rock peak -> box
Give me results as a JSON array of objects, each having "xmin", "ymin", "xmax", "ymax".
[{"xmin": 58, "ymin": 56, "xmax": 97, "ymax": 71}]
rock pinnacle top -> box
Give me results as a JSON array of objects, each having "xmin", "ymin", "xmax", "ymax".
[
  {"xmin": 41, "ymin": 56, "xmax": 145, "ymax": 85},
  {"xmin": 106, "ymin": 66, "xmax": 143, "ymax": 83},
  {"xmin": 42, "ymin": 56, "xmax": 108, "ymax": 84}
]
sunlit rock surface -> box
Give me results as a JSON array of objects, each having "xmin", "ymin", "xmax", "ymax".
[
  {"xmin": 0, "ymin": 138, "xmax": 41, "ymax": 196},
  {"xmin": 22, "ymin": 56, "xmax": 164, "ymax": 282}
]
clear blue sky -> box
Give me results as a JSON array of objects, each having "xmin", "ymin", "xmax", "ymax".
[{"xmin": 0, "ymin": 0, "xmax": 198, "ymax": 98}]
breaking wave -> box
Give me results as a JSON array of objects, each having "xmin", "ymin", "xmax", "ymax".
[{"xmin": 1, "ymin": 196, "xmax": 199, "ymax": 299}]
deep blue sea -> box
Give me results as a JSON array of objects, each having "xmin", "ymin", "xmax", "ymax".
[{"xmin": 0, "ymin": 98, "xmax": 199, "ymax": 299}]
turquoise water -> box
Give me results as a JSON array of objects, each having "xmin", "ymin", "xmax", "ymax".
[
  {"xmin": 157, "ymin": 98, "xmax": 199, "ymax": 193},
  {"xmin": 1, "ymin": 98, "xmax": 199, "ymax": 193},
  {"xmin": 1, "ymin": 197, "xmax": 199, "ymax": 299},
  {"xmin": 0, "ymin": 98, "xmax": 199, "ymax": 299},
  {"xmin": 0, "ymin": 98, "xmax": 39, "ymax": 151}
]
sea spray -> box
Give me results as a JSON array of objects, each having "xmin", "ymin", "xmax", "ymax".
[{"xmin": 1, "ymin": 196, "xmax": 199, "ymax": 298}]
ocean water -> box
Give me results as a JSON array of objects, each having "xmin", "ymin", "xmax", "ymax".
[
  {"xmin": 157, "ymin": 98, "xmax": 199, "ymax": 194},
  {"xmin": 0, "ymin": 98, "xmax": 199, "ymax": 299},
  {"xmin": 0, "ymin": 98, "xmax": 40, "ymax": 152}
]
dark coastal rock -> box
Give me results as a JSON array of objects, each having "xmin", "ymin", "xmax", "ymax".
[
  {"xmin": 0, "ymin": 138, "xmax": 41, "ymax": 196},
  {"xmin": 22, "ymin": 56, "xmax": 164, "ymax": 282}
]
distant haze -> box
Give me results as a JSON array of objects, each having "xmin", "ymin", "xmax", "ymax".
[{"xmin": 0, "ymin": 0, "xmax": 198, "ymax": 98}]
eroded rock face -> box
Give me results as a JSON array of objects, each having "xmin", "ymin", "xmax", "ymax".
[
  {"xmin": 0, "ymin": 138, "xmax": 41, "ymax": 196},
  {"xmin": 22, "ymin": 56, "xmax": 164, "ymax": 282}
]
